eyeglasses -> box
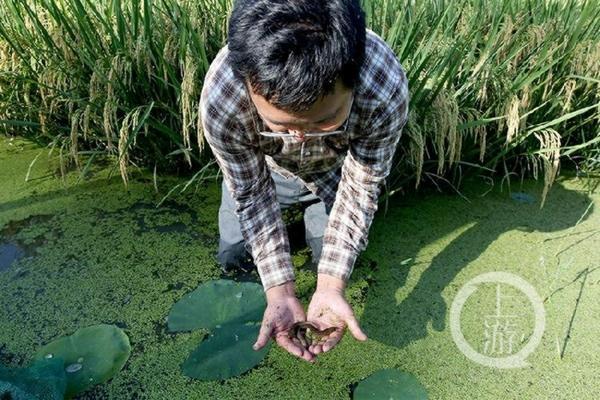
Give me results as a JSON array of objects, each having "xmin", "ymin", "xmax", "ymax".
[
  {"xmin": 257, "ymin": 95, "xmax": 353, "ymax": 139},
  {"xmin": 256, "ymin": 95, "xmax": 354, "ymax": 166}
]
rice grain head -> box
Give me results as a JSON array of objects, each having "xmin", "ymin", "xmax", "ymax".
[
  {"xmin": 70, "ymin": 109, "xmax": 82, "ymax": 169},
  {"xmin": 118, "ymin": 112, "xmax": 133, "ymax": 187},
  {"xmin": 561, "ymin": 79, "xmax": 577, "ymax": 114},
  {"xmin": 196, "ymin": 103, "xmax": 206, "ymax": 156},
  {"xmin": 534, "ymin": 128, "xmax": 561, "ymax": 209},
  {"xmin": 519, "ymin": 84, "xmax": 531, "ymax": 133},
  {"xmin": 181, "ymin": 53, "xmax": 198, "ymax": 163},
  {"xmin": 424, "ymin": 89, "xmax": 459, "ymax": 175},
  {"xmin": 505, "ymin": 95, "xmax": 521, "ymax": 145}
]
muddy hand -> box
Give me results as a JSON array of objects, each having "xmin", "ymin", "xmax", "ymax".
[
  {"xmin": 254, "ymin": 282, "xmax": 316, "ymax": 363},
  {"xmin": 306, "ymin": 285, "xmax": 367, "ymax": 355}
]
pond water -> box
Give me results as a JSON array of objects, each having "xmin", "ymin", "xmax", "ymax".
[
  {"xmin": 0, "ymin": 214, "xmax": 54, "ymax": 271},
  {"xmin": 0, "ymin": 241, "xmax": 25, "ymax": 271},
  {"xmin": 1, "ymin": 136, "xmax": 599, "ymax": 399}
]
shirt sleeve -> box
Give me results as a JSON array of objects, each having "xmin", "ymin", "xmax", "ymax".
[
  {"xmin": 317, "ymin": 78, "xmax": 410, "ymax": 283},
  {"xmin": 200, "ymin": 89, "xmax": 295, "ymax": 292}
]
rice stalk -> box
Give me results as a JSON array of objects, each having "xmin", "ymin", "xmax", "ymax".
[
  {"xmin": 0, "ymin": 0, "xmax": 598, "ymax": 202},
  {"xmin": 405, "ymin": 109, "xmax": 424, "ymax": 188},
  {"xmin": 70, "ymin": 108, "xmax": 82, "ymax": 168}
]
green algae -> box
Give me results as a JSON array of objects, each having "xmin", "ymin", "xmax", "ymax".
[
  {"xmin": 352, "ymin": 369, "xmax": 428, "ymax": 399},
  {"xmin": 1, "ymin": 135, "xmax": 599, "ymax": 399}
]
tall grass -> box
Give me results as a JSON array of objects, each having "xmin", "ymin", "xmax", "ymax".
[{"xmin": 0, "ymin": 0, "xmax": 599, "ymax": 206}]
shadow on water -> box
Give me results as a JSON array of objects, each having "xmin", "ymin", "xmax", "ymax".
[
  {"xmin": 358, "ymin": 177, "xmax": 594, "ymax": 349},
  {"xmin": 92, "ymin": 199, "xmax": 218, "ymax": 247},
  {"xmin": 0, "ymin": 214, "xmax": 54, "ymax": 271},
  {"xmin": 0, "ymin": 178, "xmax": 116, "ymax": 215}
]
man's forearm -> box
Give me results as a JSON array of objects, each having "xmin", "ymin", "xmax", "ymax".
[
  {"xmin": 316, "ymin": 77, "xmax": 409, "ymax": 289},
  {"xmin": 316, "ymin": 273, "xmax": 346, "ymax": 293},
  {"xmin": 265, "ymin": 280, "xmax": 296, "ymax": 302}
]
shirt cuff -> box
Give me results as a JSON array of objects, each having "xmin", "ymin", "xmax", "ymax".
[
  {"xmin": 256, "ymin": 250, "xmax": 296, "ymax": 292},
  {"xmin": 316, "ymin": 235, "xmax": 359, "ymax": 283}
]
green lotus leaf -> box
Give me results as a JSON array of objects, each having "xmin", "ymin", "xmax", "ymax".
[
  {"xmin": 33, "ymin": 324, "xmax": 131, "ymax": 398},
  {"xmin": 353, "ymin": 369, "xmax": 428, "ymax": 400},
  {"xmin": 181, "ymin": 322, "xmax": 271, "ymax": 380},
  {"xmin": 167, "ymin": 279, "xmax": 265, "ymax": 332},
  {"xmin": 0, "ymin": 357, "xmax": 66, "ymax": 400},
  {"xmin": 0, "ymin": 383, "xmax": 34, "ymax": 400}
]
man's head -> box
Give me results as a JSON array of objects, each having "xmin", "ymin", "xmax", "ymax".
[{"xmin": 228, "ymin": 0, "xmax": 366, "ymax": 133}]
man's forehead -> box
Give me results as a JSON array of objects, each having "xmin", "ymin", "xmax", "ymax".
[{"xmin": 246, "ymin": 79, "xmax": 352, "ymax": 124}]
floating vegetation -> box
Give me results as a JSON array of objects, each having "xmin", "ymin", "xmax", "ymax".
[
  {"xmin": 33, "ymin": 324, "xmax": 131, "ymax": 398},
  {"xmin": 167, "ymin": 279, "xmax": 271, "ymax": 380},
  {"xmin": 352, "ymin": 369, "xmax": 428, "ymax": 400},
  {"xmin": 167, "ymin": 279, "xmax": 265, "ymax": 332},
  {"xmin": 0, "ymin": 357, "xmax": 66, "ymax": 400},
  {"xmin": 182, "ymin": 322, "xmax": 269, "ymax": 381},
  {"xmin": 96, "ymin": 200, "xmax": 217, "ymax": 246},
  {"xmin": 0, "ymin": 324, "xmax": 129, "ymax": 399}
]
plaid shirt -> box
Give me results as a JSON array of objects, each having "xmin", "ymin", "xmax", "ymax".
[{"xmin": 200, "ymin": 29, "xmax": 409, "ymax": 292}]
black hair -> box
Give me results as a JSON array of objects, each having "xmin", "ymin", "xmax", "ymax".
[{"xmin": 227, "ymin": 0, "xmax": 366, "ymax": 113}]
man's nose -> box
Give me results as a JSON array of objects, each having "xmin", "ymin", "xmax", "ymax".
[{"xmin": 289, "ymin": 129, "xmax": 307, "ymax": 142}]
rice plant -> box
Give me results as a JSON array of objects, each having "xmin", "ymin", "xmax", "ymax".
[
  {"xmin": 0, "ymin": 0, "xmax": 599, "ymax": 206},
  {"xmin": 0, "ymin": 0, "xmax": 231, "ymax": 185}
]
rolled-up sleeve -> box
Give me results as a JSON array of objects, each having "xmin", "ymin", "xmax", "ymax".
[
  {"xmin": 200, "ymin": 82, "xmax": 295, "ymax": 292},
  {"xmin": 317, "ymin": 76, "xmax": 410, "ymax": 282}
]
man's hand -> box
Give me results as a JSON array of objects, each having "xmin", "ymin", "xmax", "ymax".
[
  {"xmin": 306, "ymin": 274, "xmax": 368, "ymax": 354},
  {"xmin": 253, "ymin": 281, "xmax": 316, "ymax": 363}
]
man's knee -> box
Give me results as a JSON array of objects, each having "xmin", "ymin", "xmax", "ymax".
[
  {"xmin": 217, "ymin": 240, "xmax": 251, "ymax": 268},
  {"xmin": 304, "ymin": 201, "xmax": 329, "ymax": 239},
  {"xmin": 304, "ymin": 200, "xmax": 329, "ymax": 265},
  {"xmin": 306, "ymin": 236, "xmax": 323, "ymax": 265}
]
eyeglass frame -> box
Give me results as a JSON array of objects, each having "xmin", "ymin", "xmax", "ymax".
[
  {"xmin": 254, "ymin": 94, "xmax": 355, "ymax": 166},
  {"xmin": 255, "ymin": 94, "xmax": 354, "ymax": 138}
]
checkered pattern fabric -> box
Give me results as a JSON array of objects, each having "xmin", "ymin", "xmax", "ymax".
[{"xmin": 200, "ymin": 29, "xmax": 410, "ymax": 291}]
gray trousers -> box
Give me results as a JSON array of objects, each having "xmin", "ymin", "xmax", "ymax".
[{"xmin": 217, "ymin": 170, "xmax": 331, "ymax": 270}]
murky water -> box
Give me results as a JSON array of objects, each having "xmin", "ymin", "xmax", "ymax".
[
  {"xmin": 0, "ymin": 242, "xmax": 25, "ymax": 271},
  {"xmin": 0, "ymin": 214, "xmax": 54, "ymax": 271}
]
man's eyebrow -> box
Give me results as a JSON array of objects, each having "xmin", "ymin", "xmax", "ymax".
[{"xmin": 266, "ymin": 106, "xmax": 341, "ymax": 126}]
